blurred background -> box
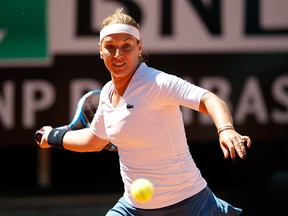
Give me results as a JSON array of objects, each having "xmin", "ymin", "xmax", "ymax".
[{"xmin": 0, "ymin": 0, "xmax": 287, "ymax": 215}]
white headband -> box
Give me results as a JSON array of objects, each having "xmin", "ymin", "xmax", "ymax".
[{"xmin": 100, "ymin": 23, "xmax": 140, "ymax": 42}]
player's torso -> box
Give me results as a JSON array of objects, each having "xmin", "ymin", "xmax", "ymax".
[
  {"xmin": 99, "ymin": 64, "xmax": 207, "ymax": 209},
  {"xmin": 102, "ymin": 80, "xmax": 182, "ymax": 151}
]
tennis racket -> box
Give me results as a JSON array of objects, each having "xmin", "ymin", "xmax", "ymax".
[{"xmin": 34, "ymin": 89, "xmax": 117, "ymax": 152}]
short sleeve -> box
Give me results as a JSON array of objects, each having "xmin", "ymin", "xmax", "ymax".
[{"xmin": 90, "ymin": 88, "xmax": 109, "ymax": 140}]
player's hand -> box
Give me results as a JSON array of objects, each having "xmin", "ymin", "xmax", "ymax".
[
  {"xmin": 219, "ymin": 130, "xmax": 252, "ymax": 161},
  {"xmin": 35, "ymin": 126, "xmax": 53, "ymax": 149}
]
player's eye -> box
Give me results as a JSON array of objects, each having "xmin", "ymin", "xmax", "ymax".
[
  {"xmin": 106, "ymin": 44, "xmax": 114, "ymax": 50},
  {"xmin": 123, "ymin": 44, "xmax": 131, "ymax": 49}
]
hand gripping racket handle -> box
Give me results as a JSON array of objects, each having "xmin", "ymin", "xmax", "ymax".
[
  {"xmin": 34, "ymin": 125, "xmax": 69, "ymax": 143},
  {"xmin": 34, "ymin": 130, "xmax": 44, "ymax": 143}
]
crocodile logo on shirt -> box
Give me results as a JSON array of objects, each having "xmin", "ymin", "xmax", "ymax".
[{"xmin": 126, "ymin": 104, "xmax": 134, "ymax": 109}]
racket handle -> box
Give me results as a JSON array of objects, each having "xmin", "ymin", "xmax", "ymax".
[
  {"xmin": 34, "ymin": 130, "xmax": 44, "ymax": 143},
  {"xmin": 34, "ymin": 125, "xmax": 69, "ymax": 143},
  {"xmin": 104, "ymin": 143, "xmax": 118, "ymax": 152}
]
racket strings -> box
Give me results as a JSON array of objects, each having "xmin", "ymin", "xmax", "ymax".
[{"xmin": 82, "ymin": 95, "xmax": 99, "ymax": 126}]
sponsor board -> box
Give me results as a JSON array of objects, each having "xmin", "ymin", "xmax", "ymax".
[{"xmin": 0, "ymin": 0, "xmax": 49, "ymax": 66}]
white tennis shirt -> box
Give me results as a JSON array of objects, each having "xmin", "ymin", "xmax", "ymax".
[{"xmin": 91, "ymin": 63, "xmax": 208, "ymax": 209}]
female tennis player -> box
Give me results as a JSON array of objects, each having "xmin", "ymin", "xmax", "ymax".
[{"xmin": 38, "ymin": 8, "xmax": 252, "ymax": 215}]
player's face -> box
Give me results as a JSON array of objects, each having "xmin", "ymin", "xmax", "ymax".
[{"xmin": 99, "ymin": 33, "xmax": 142, "ymax": 79}]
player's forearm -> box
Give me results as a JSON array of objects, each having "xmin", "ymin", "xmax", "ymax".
[
  {"xmin": 62, "ymin": 128, "xmax": 108, "ymax": 152},
  {"xmin": 199, "ymin": 92, "xmax": 234, "ymax": 131},
  {"xmin": 38, "ymin": 126, "xmax": 108, "ymax": 152}
]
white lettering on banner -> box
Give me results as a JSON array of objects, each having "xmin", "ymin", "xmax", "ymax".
[
  {"xmin": 0, "ymin": 76, "xmax": 287, "ymax": 129},
  {"xmin": 51, "ymin": 0, "xmax": 288, "ymax": 54},
  {"xmin": 179, "ymin": 75, "xmax": 288, "ymax": 127},
  {"xmin": 0, "ymin": 79, "xmax": 102, "ymax": 130},
  {"xmin": 271, "ymin": 75, "xmax": 288, "ymax": 124},
  {"xmin": 22, "ymin": 81, "xmax": 56, "ymax": 128},
  {"xmin": 234, "ymin": 76, "xmax": 269, "ymax": 124},
  {"xmin": 0, "ymin": 81, "xmax": 15, "ymax": 129}
]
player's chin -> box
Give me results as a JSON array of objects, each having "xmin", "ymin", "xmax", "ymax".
[{"xmin": 111, "ymin": 69, "xmax": 129, "ymax": 78}]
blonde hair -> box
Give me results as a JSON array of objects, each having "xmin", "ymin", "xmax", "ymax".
[{"xmin": 100, "ymin": 8, "xmax": 140, "ymax": 31}]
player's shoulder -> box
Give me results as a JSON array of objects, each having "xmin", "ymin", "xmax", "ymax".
[
  {"xmin": 99, "ymin": 81, "xmax": 113, "ymax": 99},
  {"xmin": 101, "ymin": 81, "xmax": 113, "ymax": 92},
  {"xmin": 138, "ymin": 63, "xmax": 176, "ymax": 85}
]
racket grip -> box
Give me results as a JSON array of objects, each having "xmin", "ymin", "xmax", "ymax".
[{"xmin": 34, "ymin": 130, "xmax": 44, "ymax": 143}]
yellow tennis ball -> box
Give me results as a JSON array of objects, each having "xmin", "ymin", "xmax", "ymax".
[{"xmin": 130, "ymin": 178, "xmax": 154, "ymax": 203}]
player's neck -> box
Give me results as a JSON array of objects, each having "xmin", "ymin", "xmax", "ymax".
[{"xmin": 112, "ymin": 72, "xmax": 135, "ymax": 96}]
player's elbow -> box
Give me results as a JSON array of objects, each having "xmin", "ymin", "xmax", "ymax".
[{"xmin": 87, "ymin": 136, "xmax": 109, "ymax": 152}]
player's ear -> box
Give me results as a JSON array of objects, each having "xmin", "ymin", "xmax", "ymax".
[
  {"xmin": 138, "ymin": 39, "xmax": 142, "ymax": 54},
  {"xmin": 99, "ymin": 43, "xmax": 103, "ymax": 59}
]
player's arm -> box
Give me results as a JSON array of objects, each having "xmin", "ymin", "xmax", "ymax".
[
  {"xmin": 198, "ymin": 92, "xmax": 251, "ymax": 160},
  {"xmin": 39, "ymin": 126, "xmax": 109, "ymax": 152}
]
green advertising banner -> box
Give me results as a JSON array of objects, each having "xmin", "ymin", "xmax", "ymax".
[{"xmin": 0, "ymin": 0, "xmax": 49, "ymax": 66}]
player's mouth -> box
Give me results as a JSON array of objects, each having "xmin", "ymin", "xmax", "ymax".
[{"xmin": 113, "ymin": 62, "xmax": 125, "ymax": 67}]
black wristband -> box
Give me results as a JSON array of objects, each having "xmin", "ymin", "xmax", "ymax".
[{"xmin": 47, "ymin": 127, "xmax": 69, "ymax": 149}]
